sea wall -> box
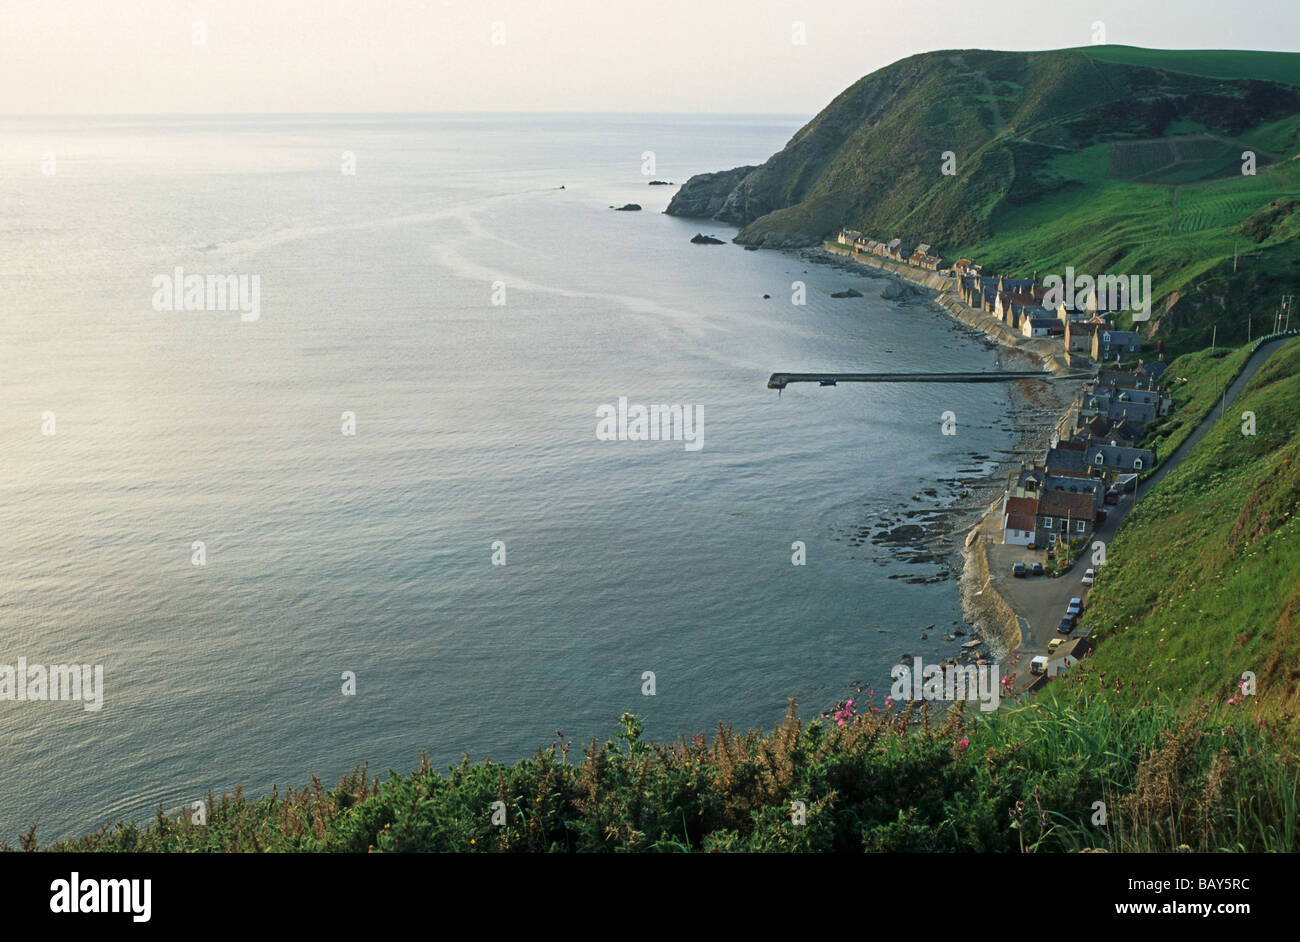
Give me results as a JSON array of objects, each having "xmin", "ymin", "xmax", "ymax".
[{"xmin": 960, "ymin": 503, "xmax": 1024, "ymax": 653}]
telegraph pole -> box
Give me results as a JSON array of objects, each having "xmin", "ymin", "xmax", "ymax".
[{"xmin": 1213, "ymin": 324, "xmax": 1225, "ymax": 424}]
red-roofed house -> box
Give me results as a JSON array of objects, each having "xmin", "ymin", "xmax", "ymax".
[{"xmin": 1002, "ymin": 495, "xmax": 1039, "ymax": 545}]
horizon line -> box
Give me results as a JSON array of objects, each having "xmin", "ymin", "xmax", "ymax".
[{"xmin": 0, "ymin": 110, "xmax": 814, "ymax": 118}]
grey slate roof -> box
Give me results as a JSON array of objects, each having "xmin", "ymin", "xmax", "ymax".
[
  {"xmin": 1139, "ymin": 361, "xmax": 1168, "ymax": 381},
  {"xmin": 1086, "ymin": 443, "xmax": 1154, "ymax": 470},
  {"xmin": 1044, "ymin": 447, "xmax": 1087, "ymax": 472},
  {"xmin": 1105, "ymin": 400, "xmax": 1157, "ymax": 426},
  {"xmin": 1045, "ymin": 475, "xmax": 1104, "ymax": 504},
  {"xmin": 1098, "ymin": 330, "xmax": 1141, "ymax": 347}
]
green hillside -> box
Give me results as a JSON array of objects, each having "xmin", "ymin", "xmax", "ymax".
[
  {"xmin": 667, "ymin": 46, "xmax": 1300, "ymax": 354},
  {"xmin": 1140, "ymin": 343, "xmax": 1253, "ymax": 459}
]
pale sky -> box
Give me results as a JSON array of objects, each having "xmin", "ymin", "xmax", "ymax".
[{"xmin": 2, "ymin": 0, "xmax": 1298, "ymax": 114}]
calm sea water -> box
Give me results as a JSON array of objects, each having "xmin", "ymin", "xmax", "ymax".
[{"xmin": 0, "ymin": 114, "xmax": 1016, "ymax": 840}]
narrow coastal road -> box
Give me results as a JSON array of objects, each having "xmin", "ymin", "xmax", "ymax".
[
  {"xmin": 1136, "ymin": 334, "xmax": 1296, "ymax": 500},
  {"xmin": 991, "ymin": 334, "xmax": 1298, "ymax": 673}
]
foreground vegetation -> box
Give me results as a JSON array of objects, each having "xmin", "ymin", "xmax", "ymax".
[{"xmin": 24, "ymin": 694, "xmax": 1295, "ymax": 853}]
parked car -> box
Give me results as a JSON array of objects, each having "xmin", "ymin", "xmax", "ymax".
[
  {"xmin": 1012, "ymin": 562, "xmax": 1028, "ymax": 577},
  {"xmin": 1047, "ymin": 638, "xmax": 1063, "ymax": 654},
  {"xmin": 1104, "ymin": 488, "xmax": 1120, "ymax": 506},
  {"xmin": 1068, "ymin": 597, "xmax": 1084, "ymax": 617},
  {"xmin": 1031, "ymin": 655, "xmax": 1048, "ymax": 675},
  {"xmin": 1082, "ymin": 568, "xmax": 1095, "ymax": 585},
  {"xmin": 1031, "ymin": 562, "xmax": 1044, "ymax": 576},
  {"xmin": 1057, "ymin": 616, "xmax": 1076, "ymax": 634}
]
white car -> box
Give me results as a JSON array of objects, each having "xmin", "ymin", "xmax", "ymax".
[{"xmin": 1082, "ymin": 568, "xmax": 1095, "ymax": 586}]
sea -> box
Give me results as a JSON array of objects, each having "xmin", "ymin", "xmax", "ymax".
[{"xmin": 0, "ymin": 113, "xmax": 1019, "ymax": 841}]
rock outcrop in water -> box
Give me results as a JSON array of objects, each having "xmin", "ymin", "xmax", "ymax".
[
  {"xmin": 881, "ymin": 279, "xmax": 922, "ymax": 301},
  {"xmin": 690, "ymin": 233, "xmax": 726, "ymax": 245}
]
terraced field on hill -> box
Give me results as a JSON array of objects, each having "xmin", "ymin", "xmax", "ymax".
[{"xmin": 1107, "ymin": 135, "xmax": 1265, "ymax": 184}]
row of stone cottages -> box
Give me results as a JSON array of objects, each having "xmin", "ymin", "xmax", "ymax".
[{"xmin": 836, "ymin": 230, "xmax": 943, "ymax": 270}]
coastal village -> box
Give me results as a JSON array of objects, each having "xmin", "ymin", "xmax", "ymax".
[
  {"xmin": 834, "ymin": 228, "xmax": 1175, "ymax": 692},
  {"xmin": 837, "ymin": 229, "xmax": 1146, "ymax": 362}
]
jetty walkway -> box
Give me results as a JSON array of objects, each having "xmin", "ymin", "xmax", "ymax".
[{"xmin": 766, "ymin": 371, "xmax": 1094, "ymax": 390}]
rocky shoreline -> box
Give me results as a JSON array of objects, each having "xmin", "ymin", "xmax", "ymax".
[{"xmin": 805, "ymin": 243, "xmax": 1083, "ymax": 666}]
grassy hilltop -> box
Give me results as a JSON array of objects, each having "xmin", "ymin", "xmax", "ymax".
[{"xmin": 667, "ymin": 46, "xmax": 1300, "ymax": 353}]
